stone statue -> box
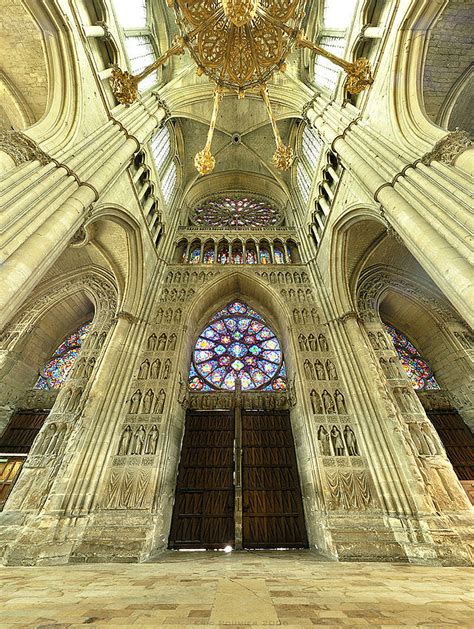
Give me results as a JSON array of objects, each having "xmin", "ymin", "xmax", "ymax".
[
  {"xmin": 167, "ymin": 334, "xmax": 177, "ymax": 351},
  {"xmin": 304, "ymin": 360, "xmax": 314, "ymax": 380},
  {"xmin": 145, "ymin": 425, "xmax": 159, "ymax": 455},
  {"xmin": 129, "ymin": 390, "xmax": 142, "ymax": 414},
  {"xmin": 308, "ymin": 334, "xmax": 317, "ymax": 351},
  {"xmin": 157, "ymin": 334, "xmax": 167, "ymax": 351},
  {"xmin": 344, "ymin": 425, "xmax": 358, "ymax": 455},
  {"xmin": 138, "ymin": 360, "xmax": 150, "ymax": 380},
  {"xmin": 315, "ymin": 360, "xmax": 325, "ymax": 380},
  {"xmin": 331, "ymin": 426, "xmax": 345, "ymax": 456},
  {"xmin": 318, "ymin": 426, "xmax": 331, "ymax": 455},
  {"xmin": 155, "ymin": 389, "xmax": 166, "ymax": 414},
  {"xmin": 142, "ymin": 389, "xmax": 154, "ymax": 414},
  {"xmin": 318, "ymin": 334, "xmax": 328, "ymax": 352},
  {"xmin": 118, "ymin": 425, "xmax": 132, "ymax": 455},
  {"xmin": 322, "ymin": 390, "xmax": 335, "ymax": 414},
  {"xmin": 132, "ymin": 425, "xmax": 146, "ymax": 455},
  {"xmin": 151, "ymin": 359, "xmax": 161, "ymax": 379},
  {"xmin": 163, "ymin": 359, "xmax": 171, "ymax": 379},
  {"xmin": 147, "ymin": 334, "xmax": 157, "ymax": 351},
  {"xmin": 311, "ymin": 390, "xmax": 323, "ymax": 414},
  {"xmin": 298, "ymin": 334, "xmax": 308, "ymax": 351},
  {"xmin": 335, "ymin": 390, "xmax": 347, "ymax": 414},
  {"xmin": 326, "ymin": 360, "xmax": 337, "ymax": 380}
]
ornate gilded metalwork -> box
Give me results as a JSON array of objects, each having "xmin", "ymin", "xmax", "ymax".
[{"xmin": 110, "ymin": 1, "xmax": 374, "ymax": 175}]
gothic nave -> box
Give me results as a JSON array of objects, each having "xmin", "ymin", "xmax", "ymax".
[{"xmin": 0, "ymin": 0, "xmax": 473, "ymax": 625}]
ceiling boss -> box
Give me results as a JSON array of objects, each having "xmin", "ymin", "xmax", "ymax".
[{"xmin": 110, "ymin": 0, "xmax": 374, "ymax": 175}]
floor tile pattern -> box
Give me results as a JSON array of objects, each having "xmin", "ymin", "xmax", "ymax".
[{"xmin": 0, "ymin": 551, "xmax": 473, "ymax": 627}]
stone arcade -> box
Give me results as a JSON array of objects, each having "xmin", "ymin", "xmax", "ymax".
[{"xmin": 0, "ymin": 0, "xmax": 473, "ymax": 575}]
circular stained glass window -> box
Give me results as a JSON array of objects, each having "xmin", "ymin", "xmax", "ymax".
[
  {"xmin": 190, "ymin": 196, "xmax": 283, "ymax": 228},
  {"xmin": 384, "ymin": 323, "xmax": 439, "ymax": 391},
  {"xmin": 189, "ymin": 301, "xmax": 287, "ymax": 392},
  {"xmin": 34, "ymin": 322, "xmax": 92, "ymax": 390}
]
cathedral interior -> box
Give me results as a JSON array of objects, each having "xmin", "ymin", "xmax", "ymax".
[{"xmin": 0, "ymin": 0, "xmax": 473, "ymax": 625}]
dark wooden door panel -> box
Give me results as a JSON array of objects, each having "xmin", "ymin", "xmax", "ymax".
[
  {"xmin": 169, "ymin": 411, "xmax": 235, "ymax": 549},
  {"xmin": 242, "ymin": 410, "xmax": 307, "ymax": 549},
  {"xmin": 0, "ymin": 412, "xmax": 48, "ymax": 454}
]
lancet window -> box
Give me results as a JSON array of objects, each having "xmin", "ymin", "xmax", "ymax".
[
  {"xmin": 176, "ymin": 238, "xmax": 298, "ymax": 265},
  {"xmin": 313, "ymin": 0, "xmax": 359, "ymax": 92},
  {"xmin": 151, "ymin": 125, "xmax": 171, "ymax": 173},
  {"xmin": 34, "ymin": 322, "xmax": 92, "ymax": 390},
  {"xmin": 189, "ymin": 301, "xmax": 287, "ymax": 392},
  {"xmin": 162, "ymin": 159, "xmax": 177, "ymax": 204},
  {"xmin": 297, "ymin": 162, "xmax": 311, "ymax": 204},
  {"xmin": 190, "ymin": 196, "xmax": 283, "ymax": 228},
  {"xmin": 112, "ymin": 0, "xmax": 158, "ymax": 91},
  {"xmin": 384, "ymin": 324, "xmax": 440, "ymax": 391}
]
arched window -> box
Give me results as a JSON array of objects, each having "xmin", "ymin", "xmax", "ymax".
[
  {"xmin": 302, "ymin": 125, "xmax": 323, "ymax": 171},
  {"xmin": 189, "ymin": 301, "xmax": 287, "ymax": 392},
  {"xmin": 232, "ymin": 240, "xmax": 243, "ymax": 264},
  {"xmin": 151, "ymin": 125, "xmax": 171, "ymax": 173},
  {"xmin": 203, "ymin": 241, "xmax": 215, "ymax": 264},
  {"xmin": 313, "ymin": 0, "xmax": 359, "ymax": 92},
  {"xmin": 34, "ymin": 322, "xmax": 92, "ymax": 390},
  {"xmin": 190, "ymin": 195, "xmax": 283, "ymax": 227},
  {"xmin": 246, "ymin": 240, "xmax": 257, "ymax": 264},
  {"xmin": 274, "ymin": 242, "xmax": 285, "ymax": 264},
  {"xmin": 162, "ymin": 159, "xmax": 177, "ymax": 204},
  {"xmin": 112, "ymin": 0, "xmax": 158, "ymax": 91},
  {"xmin": 384, "ymin": 324, "xmax": 440, "ymax": 391},
  {"xmin": 296, "ymin": 162, "xmax": 311, "ymax": 204},
  {"xmin": 189, "ymin": 240, "xmax": 201, "ymax": 264}
]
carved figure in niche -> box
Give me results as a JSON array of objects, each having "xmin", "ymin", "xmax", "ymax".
[
  {"xmin": 296, "ymin": 289, "xmax": 303, "ymax": 302},
  {"xmin": 389, "ymin": 358, "xmax": 400, "ymax": 378},
  {"xmin": 271, "ymin": 272, "xmax": 278, "ymax": 283},
  {"xmin": 183, "ymin": 271, "xmax": 189, "ymax": 283},
  {"xmin": 285, "ymin": 272, "xmax": 292, "ymax": 283},
  {"xmin": 308, "ymin": 334, "xmax": 317, "ymax": 351},
  {"xmin": 74, "ymin": 358, "xmax": 85, "ymax": 378},
  {"xmin": 294, "ymin": 273, "xmax": 301, "ymax": 284},
  {"xmin": 302, "ymin": 308, "xmax": 310, "ymax": 324},
  {"xmin": 207, "ymin": 271, "xmax": 213, "ymax": 280},
  {"xmin": 344, "ymin": 426, "xmax": 358, "ymax": 455},
  {"xmin": 154, "ymin": 389, "xmax": 166, "ymax": 414},
  {"xmin": 97, "ymin": 331, "xmax": 107, "ymax": 349},
  {"xmin": 293, "ymin": 309, "xmax": 300, "ymax": 324},
  {"xmin": 142, "ymin": 389, "xmax": 154, "ymax": 414},
  {"xmin": 317, "ymin": 426, "xmax": 331, "ymax": 455},
  {"xmin": 163, "ymin": 359, "xmax": 171, "ymax": 379},
  {"xmin": 302, "ymin": 272, "xmax": 309, "ymax": 283},
  {"xmin": 368, "ymin": 332, "xmax": 379, "ymax": 350},
  {"xmin": 379, "ymin": 357, "xmax": 388, "ymax": 377},
  {"xmin": 147, "ymin": 334, "xmax": 157, "ymax": 351},
  {"xmin": 169, "ymin": 289, "xmax": 176, "ymax": 302},
  {"xmin": 311, "ymin": 309, "xmax": 319, "ymax": 324},
  {"xmin": 150, "ymin": 358, "xmax": 161, "ymax": 379},
  {"xmin": 167, "ymin": 334, "xmax": 177, "ymax": 351},
  {"xmin": 60, "ymin": 388, "xmax": 73, "ymax": 411},
  {"xmin": 326, "ymin": 360, "xmax": 337, "ymax": 380},
  {"xmin": 191, "ymin": 272, "xmax": 198, "ymax": 282},
  {"xmin": 199, "ymin": 271, "xmax": 205, "ymax": 282},
  {"xmin": 304, "ymin": 360, "xmax": 314, "ymax": 380},
  {"xmin": 145, "ymin": 425, "xmax": 159, "ymax": 455},
  {"xmin": 306, "ymin": 289, "xmax": 312, "ymax": 301},
  {"xmin": 377, "ymin": 331, "xmax": 389, "ymax": 349},
  {"xmin": 298, "ymin": 334, "xmax": 308, "ymax": 351},
  {"xmin": 166, "ymin": 271, "xmax": 173, "ymax": 284},
  {"xmin": 393, "ymin": 387, "xmax": 406, "ymax": 412},
  {"xmin": 331, "ymin": 426, "xmax": 345, "ymax": 455},
  {"xmin": 276, "ymin": 272, "xmax": 283, "ymax": 283},
  {"xmin": 322, "ymin": 390, "xmax": 335, "ymax": 414},
  {"xmin": 129, "ymin": 390, "xmax": 142, "ymax": 414},
  {"xmin": 156, "ymin": 309, "xmax": 163, "ymax": 324},
  {"xmin": 67, "ymin": 388, "xmax": 83, "ymax": 412},
  {"xmin": 281, "ymin": 289, "xmax": 287, "ymax": 299},
  {"xmin": 40, "ymin": 424, "xmax": 56, "ymax": 455},
  {"xmin": 165, "ymin": 309, "xmax": 172, "ymax": 323},
  {"xmin": 179, "ymin": 289, "xmax": 186, "ymax": 301},
  {"xmin": 174, "ymin": 309, "xmax": 182, "ymax": 323},
  {"xmin": 45, "ymin": 425, "xmax": 61, "ymax": 455},
  {"xmin": 84, "ymin": 357, "xmax": 95, "ymax": 379},
  {"xmin": 262, "ymin": 272, "xmax": 268, "ymax": 282},
  {"xmin": 175, "ymin": 272, "xmax": 181, "ymax": 283},
  {"xmin": 335, "ymin": 390, "xmax": 347, "ymax": 414},
  {"xmin": 187, "ymin": 289, "xmax": 195, "ymax": 298},
  {"xmin": 421, "ymin": 423, "xmax": 439, "ymax": 455},
  {"xmin": 118, "ymin": 425, "xmax": 132, "ymax": 455},
  {"xmin": 157, "ymin": 334, "xmax": 167, "ymax": 351},
  {"xmin": 132, "ymin": 425, "xmax": 146, "ymax": 455},
  {"xmin": 314, "ymin": 360, "xmax": 325, "ymax": 380},
  {"xmin": 89, "ymin": 331, "xmax": 98, "ymax": 348},
  {"xmin": 402, "ymin": 388, "xmax": 419, "ymax": 413},
  {"xmin": 161, "ymin": 289, "xmax": 169, "ymax": 302},
  {"xmin": 138, "ymin": 360, "xmax": 150, "ymax": 380},
  {"xmin": 409, "ymin": 423, "xmax": 423, "ymax": 455},
  {"xmin": 318, "ymin": 334, "xmax": 328, "ymax": 352},
  {"xmin": 310, "ymin": 390, "xmax": 323, "ymax": 414}
]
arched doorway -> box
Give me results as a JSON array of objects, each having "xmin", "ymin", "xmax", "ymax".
[{"xmin": 169, "ymin": 300, "xmax": 308, "ymax": 550}]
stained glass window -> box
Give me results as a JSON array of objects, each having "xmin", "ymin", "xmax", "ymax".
[
  {"xmin": 203, "ymin": 244, "xmax": 215, "ymax": 264},
  {"xmin": 217, "ymin": 242, "xmax": 229, "ymax": 264},
  {"xmin": 297, "ymin": 162, "xmax": 311, "ymax": 204},
  {"xmin": 162, "ymin": 160, "xmax": 177, "ymax": 204},
  {"xmin": 34, "ymin": 322, "xmax": 92, "ymax": 390},
  {"xmin": 124, "ymin": 35, "xmax": 157, "ymax": 91},
  {"xmin": 313, "ymin": 36, "xmax": 346, "ymax": 91},
  {"xmin": 302, "ymin": 126, "xmax": 323, "ymax": 171},
  {"xmin": 246, "ymin": 244, "xmax": 257, "ymax": 264},
  {"xmin": 189, "ymin": 301, "xmax": 287, "ymax": 392},
  {"xmin": 189, "ymin": 244, "xmax": 201, "ymax": 264},
  {"xmin": 151, "ymin": 125, "xmax": 171, "ymax": 173},
  {"xmin": 274, "ymin": 245, "xmax": 285, "ymax": 264},
  {"xmin": 191, "ymin": 196, "xmax": 282, "ymax": 227},
  {"xmin": 232, "ymin": 242, "xmax": 243, "ymax": 265},
  {"xmin": 384, "ymin": 324, "xmax": 440, "ymax": 391},
  {"xmin": 259, "ymin": 245, "xmax": 271, "ymax": 265}
]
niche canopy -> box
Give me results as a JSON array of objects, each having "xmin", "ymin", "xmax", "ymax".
[{"xmin": 111, "ymin": 0, "xmax": 374, "ymax": 175}]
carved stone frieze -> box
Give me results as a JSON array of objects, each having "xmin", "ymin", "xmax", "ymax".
[
  {"xmin": 0, "ymin": 130, "xmax": 50, "ymax": 167},
  {"xmin": 421, "ymin": 130, "xmax": 472, "ymax": 166}
]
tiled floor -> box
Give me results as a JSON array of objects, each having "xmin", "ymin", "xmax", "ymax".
[{"xmin": 0, "ymin": 551, "xmax": 473, "ymax": 627}]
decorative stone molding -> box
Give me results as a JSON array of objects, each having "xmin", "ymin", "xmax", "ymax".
[
  {"xmin": 0, "ymin": 130, "xmax": 50, "ymax": 167},
  {"xmin": 421, "ymin": 130, "xmax": 472, "ymax": 166}
]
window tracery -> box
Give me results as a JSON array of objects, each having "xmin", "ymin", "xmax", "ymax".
[
  {"xmin": 384, "ymin": 324, "xmax": 440, "ymax": 391},
  {"xmin": 297, "ymin": 162, "xmax": 311, "ymax": 204},
  {"xmin": 189, "ymin": 301, "xmax": 287, "ymax": 392},
  {"xmin": 190, "ymin": 196, "xmax": 283, "ymax": 228},
  {"xmin": 34, "ymin": 322, "xmax": 92, "ymax": 390},
  {"xmin": 162, "ymin": 159, "xmax": 177, "ymax": 204},
  {"xmin": 151, "ymin": 125, "xmax": 171, "ymax": 173}
]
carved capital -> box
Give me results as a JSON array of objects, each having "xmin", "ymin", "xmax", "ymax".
[
  {"xmin": 0, "ymin": 130, "xmax": 50, "ymax": 167},
  {"xmin": 421, "ymin": 130, "xmax": 472, "ymax": 166}
]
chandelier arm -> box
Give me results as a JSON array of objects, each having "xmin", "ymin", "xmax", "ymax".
[
  {"xmin": 259, "ymin": 84, "xmax": 294, "ymax": 171},
  {"xmin": 245, "ymin": 23, "xmax": 266, "ymax": 85},
  {"xmin": 296, "ymin": 36, "xmax": 374, "ymax": 94},
  {"xmin": 194, "ymin": 88, "xmax": 224, "ymax": 175},
  {"xmin": 134, "ymin": 40, "xmax": 185, "ymax": 83}
]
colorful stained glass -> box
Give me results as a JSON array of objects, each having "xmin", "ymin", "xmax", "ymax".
[
  {"xmin": 274, "ymin": 246, "xmax": 285, "ymax": 264},
  {"xmin": 203, "ymin": 246, "xmax": 215, "ymax": 264},
  {"xmin": 191, "ymin": 196, "xmax": 282, "ymax": 228},
  {"xmin": 217, "ymin": 243, "xmax": 229, "ymax": 264},
  {"xmin": 189, "ymin": 301, "xmax": 287, "ymax": 391},
  {"xmin": 189, "ymin": 246, "xmax": 201, "ymax": 264},
  {"xmin": 34, "ymin": 322, "xmax": 92, "ymax": 390},
  {"xmin": 260, "ymin": 246, "xmax": 271, "ymax": 264},
  {"xmin": 384, "ymin": 323, "xmax": 440, "ymax": 391},
  {"xmin": 232, "ymin": 243, "xmax": 243, "ymax": 264},
  {"xmin": 246, "ymin": 247, "xmax": 258, "ymax": 264}
]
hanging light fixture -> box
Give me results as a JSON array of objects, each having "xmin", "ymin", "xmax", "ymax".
[{"xmin": 110, "ymin": 1, "xmax": 374, "ymax": 176}]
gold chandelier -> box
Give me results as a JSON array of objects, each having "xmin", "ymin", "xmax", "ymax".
[{"xmin": 110, "ymin": 0, "xmax": 374, "ymax": 176}]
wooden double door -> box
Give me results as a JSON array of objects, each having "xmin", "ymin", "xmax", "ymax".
[{"xmin": 169, "ymin": 408, "xmax": 308, "ymax": 550}]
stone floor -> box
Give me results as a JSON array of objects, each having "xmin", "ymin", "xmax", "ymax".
[{"xmin": 0, "ymin": 551, "xmax": 473, "ymax": 627}]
